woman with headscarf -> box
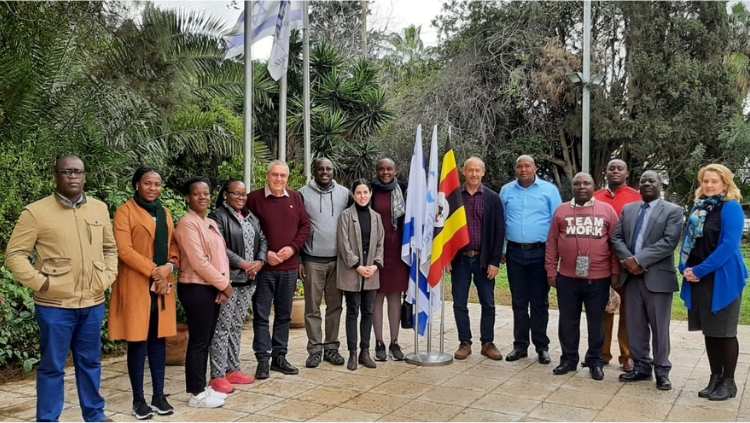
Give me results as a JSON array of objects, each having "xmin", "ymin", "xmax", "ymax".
[
  {"xmin": 109, "ymin": 167, "xmax": 179, "ymax": 419},
  {"xmin": 207, "ymin": 179, "xmax": 268, "ymax": 393},
  {"xmin": 369, "ymin": 158, "xmax": 409, "ymax": 362},
  {"xmin": 680, "ymin": 164, "xmax": 748, "ymax": 401}
]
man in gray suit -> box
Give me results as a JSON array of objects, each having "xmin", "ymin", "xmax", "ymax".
[{"xmin": 611, "ymin": 170, "xmax": 683, "ymax": 391}]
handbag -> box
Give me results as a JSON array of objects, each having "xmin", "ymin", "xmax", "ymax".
[{"xmin": 400, "ymin": 293, "xmax": 413, "ymax": 329}]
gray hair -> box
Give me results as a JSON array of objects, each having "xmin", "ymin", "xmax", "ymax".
[
  {"xmin": 463, "ymin": 156, "xmax": 485, "ymax": 170},
  {"xmin": 376, "ymin": 158, "xmax": 396, "ymax": 169},
  {"xmin": 516, "ymin": 155, "xmax": 536, "ymax": 165},
  {"xmin": 267, "ymin": 160, "xmax": 289, "ymax": 173}
]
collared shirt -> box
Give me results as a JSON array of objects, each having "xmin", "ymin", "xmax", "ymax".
[
  {"xmin": 264, "ymin": 185, "xmax": 289, "ymax": 198},
  {"xmin": 500, "ymin": 177, "xmax": 562, "ymax": 244},
  {"xmin": 461, "ymin": 184, "xmax": 484, "ymax": 251},
  {"xmin": 634, "ymin": 198, "xmax": 660, "ymax": 254},
  {"xmin": 570, "ymin": 198, "xmax": 595, "ymax": 208},
  {"xmin": 55, "ymin": 192, "xmax": 85, "ymax": 209},
  {"xmin": 593, "ymin": 185, "xmax": 642, "ymax": 217}
]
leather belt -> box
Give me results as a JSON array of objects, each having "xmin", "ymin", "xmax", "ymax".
[
  {"xmin": 507, "ymin": 241, "xmax": 545, "ymax": 250},
  {"xmin": 462, "ymin": 250, "xmax": 481, "ymax": 257}
]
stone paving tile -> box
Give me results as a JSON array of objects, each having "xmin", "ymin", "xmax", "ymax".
[
  {"xmin": 254, "ymin": 398, "xmax": 331, "ymax": 421},
  {"xmin": 460, "ymin": 362, "xmax": 522, "ymax": 381},
  {"xmin": 338, "ymin": 392, "xmax": 409, "ymax": 415},
  {"xmin": 0, "ymin": 399, "xmax": 37, "ymax": 421},
  {"xmin": 598, "ymin": 395, "xmax": 674, "ymax": 421},
  {"xmin": 417, "ymin": 385, "xmax": 486, "ymax": 407},
  {"xmin": 527, "ymin": 402, "xmax": 599, "ymax": 422},
  {"xmin": 544, "ymin": 387, "xmax": 612, "ymax": 410},
  {"xmin": 615, "ymin": 381, "xmax": 681, "ymax": 403},
  {"xmin": 442, "ymin": 373, "xmax": 506, "ymax": 392},
  {"xmin": 234, "ymin": 414, "xmax": 287, "ymax": 422},
  {"xmin": 309, "ymin": 406, "xmax": 383, "ymax": 422},
  {"xmin": 557, "ymin": 376, "xmax": 624, "ymax": 396},
  {"xmin": 370, "ymin": 378, "xmax": 433, "ymax": 399},
  {"xmin": 326, "ymin": 372, "xmax": 389, "ymax": 392},
  {"xmin": 470, "ymin": 392, "xmax": 541, "ymax": 416},
  {"xmin": 492, "ymin": 380, "xmax": 558, "ymax": 401},
  {"xmin": 289, "ymin": 367, "xmax": 342, "ymax": 385},
  {"xmin": 221, "ymin": 391, "xmax": 285, "ymax": 414},
  {"xmin": 389, "ymin": 399, "xmax": 465, "ymax": 422},
  {"xmin": 393, "ymin": 367, "xmax": 455, "ymax": 386},
  {"xmin": 666, "ymin": 405, "xmax": 737, "ymax": 422},
  {"xmin": 376, "ymin": 413, "xmax": 424, "ymax": 422},
  {"xmin": 449, "ymin": 408, "xmax": 522, "ymax": 422},
  {"xmin": 293, "ymin": 385, "xmax": 362, "ymax": 407},
  {"xmin": 246, "ymin": 377, "xmax": 317, "ymax": 398},
  {"xmin": 674, "ymin": 391, "xmax": 741, "ymax": 413}
]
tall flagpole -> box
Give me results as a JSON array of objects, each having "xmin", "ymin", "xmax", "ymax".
[
  {"xmin": 243, "ymin": 1, "xmax": 254, "ymax": 189},
  {"xmin": 279, "ymin": 73, "xmax": 287, "ymax": 162},
  {"xmin": 303, "ymin": 1, "xmax": 311, "ymax": 181}
]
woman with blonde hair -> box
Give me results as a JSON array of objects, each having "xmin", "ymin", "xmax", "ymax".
[{"xmin": 679, "ymin": 164, "xmax": 748, "ymax": 401}]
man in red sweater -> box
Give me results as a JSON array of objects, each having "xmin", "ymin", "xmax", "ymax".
[
  {"xmin": 246, "ymin": 160, "xmax": 311, "ymax": 379},
  {"xmin": 546, "ymin": 173, "xmax": 620, "ymax": 380},
  {"xmin": 593, "ymin": 159, "xmax": 641, "ymax": 373}
]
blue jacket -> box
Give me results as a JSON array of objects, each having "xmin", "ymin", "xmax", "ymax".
[{"xmin": 679, "ymin": 200, "xmax": 748, "ymax": 313}]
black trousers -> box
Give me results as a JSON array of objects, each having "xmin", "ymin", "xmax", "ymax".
[
  {"xmin": 344, "ymin": 289, "xmax": 376, "ymax": 351},
  {"xmin": 556, "ymin": 274, "xmax": 609, "ymax": 367},
  {"xmin": 178, "ymin": 284, "xmax": 221, "ymax": 395}
]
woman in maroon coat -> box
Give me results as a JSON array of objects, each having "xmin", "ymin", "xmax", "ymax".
[{"xmin": 369, "ymin": 158, "xmax": 409, "ymax": 361}]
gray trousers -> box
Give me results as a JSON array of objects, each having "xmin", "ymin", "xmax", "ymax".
[
  {"xmin": 210, "ymin": 283, "xmax": 255, "ymax": 379},
  {"xmin": 302, "ymin": 260, "xmax": 343, "ymax": 354},
  {"xmin": 624, "ymin": 275, "xmax": 673, "ymax": 378}
]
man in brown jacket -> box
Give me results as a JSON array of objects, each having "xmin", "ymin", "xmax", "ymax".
[{"xmin": 6, "ymin": 155, "xmax": 118, "ymax": 422}]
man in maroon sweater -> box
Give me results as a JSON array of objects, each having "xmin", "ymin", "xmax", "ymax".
[
  {"xmin": 246, "ymin": 160, "xmax": 311, "ymax": 379},
  {"xmin": 546, "ymin": 173, "xmax": 620, "ymax": 381}
]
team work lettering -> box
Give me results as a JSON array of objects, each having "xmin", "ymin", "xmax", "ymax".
[{"xmin": 564, "ymin": 216, "xmax": 605, "ymax": 237}]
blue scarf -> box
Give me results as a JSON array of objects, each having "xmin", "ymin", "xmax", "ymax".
[{"xmin": 679, "ymin": 194, "xmax": 724, "ymax": 269}]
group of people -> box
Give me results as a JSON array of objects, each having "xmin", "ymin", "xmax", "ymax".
[{"xmin": 4, "ymin": 153, "xmax": 747, "ymax": 422}]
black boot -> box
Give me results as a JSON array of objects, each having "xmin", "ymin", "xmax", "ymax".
[
  {"xmin": 698, "ymin": 374, "xmax": 722, "ymax": 398},
  {"xmin": 347, "ymin": 351, "xmax": 357, "ymax": 371},
  {"xmin": 708, "ymin": 378, "xmax": 737, "ymax": 401},
  {"xmin": 375, "ymin": 340, "xmax": 387, "ymax": 361},
  {"xmin": 358, "ymin": 349, "xmax": 377, "ymax": 369}
]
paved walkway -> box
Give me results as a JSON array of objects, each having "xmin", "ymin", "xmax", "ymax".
[{"xmin": 1, "ymin": 302, "xmax": 749, "ymax": 422}]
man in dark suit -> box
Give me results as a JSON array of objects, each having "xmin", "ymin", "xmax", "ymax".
[{"xmin": 611, "ymin": 170, "xmax": 683, "ymax": 390}]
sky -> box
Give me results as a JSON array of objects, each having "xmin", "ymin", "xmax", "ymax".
[{"xmin": 151, "ymin": 0, "xmax": 446, "ymax": 59}]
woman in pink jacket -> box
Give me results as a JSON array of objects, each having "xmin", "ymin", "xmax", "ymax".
[{"xmin": 174, "ymin": 177, "xmax": 233, "ymax": 409}]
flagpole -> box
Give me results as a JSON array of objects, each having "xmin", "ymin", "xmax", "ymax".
[
  {"xmin": 279, "ymin": 73, "xmax": 287, "ymax": 162},
  {"xmin": 440, "ymin": 270, "xmax": 446, "ymax": 354},
  {"xmin": 413, "ymin": 252, "xmax": 420, "ymax": 356},
  {"xmin": 302, "ymin": 1, "xmax": 311, "ymax": 182},
  {"xmin": 243, "ymin": 0, "xmax": 254, "ymax": 189}
]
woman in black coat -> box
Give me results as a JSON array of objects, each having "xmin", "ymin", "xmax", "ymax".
[{"xmin": 207, "ymin": 179, "xmax": 268, "ymax": 393}]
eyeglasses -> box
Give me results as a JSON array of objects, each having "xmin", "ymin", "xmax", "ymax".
[
  {"xmin": 55, "ymin": 169, "xmax": 86, "ymax": 178},
  {"xmin": 227, "ymin": 192, "xmax": 247, "ymax": 198}
]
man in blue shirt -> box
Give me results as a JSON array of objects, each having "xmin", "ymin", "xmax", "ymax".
[{"xmin": 500, "ymin": 155, "xmax": 562, "ymax": 365}]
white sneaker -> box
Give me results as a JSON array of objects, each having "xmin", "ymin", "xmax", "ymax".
[
  {"xmin": 188, "ymin": 391, "xmax": 225, "ymax": 408},
  {"xmin": 205, "ymin": 386, "xmax": 228, "ymax": 400}
]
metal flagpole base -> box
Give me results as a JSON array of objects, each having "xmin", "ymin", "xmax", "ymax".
[{"xmin": 404, "ymin": 351, "xmax": 453, "ymax": 367}]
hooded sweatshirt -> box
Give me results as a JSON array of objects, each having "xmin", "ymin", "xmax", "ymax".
[{"xmin": 299, "ymin": 180, "xmax": 353, "ymax": 262}]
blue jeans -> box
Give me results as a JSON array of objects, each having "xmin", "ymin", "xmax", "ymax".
[
  {"xmin": 127, "ymin": 297, "xmax": 165, "ymax": 402},
  {"xmin": 252, "ymin": 270, "xmax": 296, "ymax": 361},
  {"xmin": 36, "ymin": 304, "xmax": 106, "ymax": 422},
  {"xmin": 451, "ymin": 256, "xmax": 495, "ymax": 344},
  {"xmin": 556, "ymin": 274, "xmax": 610, "ymax": 367},
  {"xmin": 505, "ymin": 243, "xmax": 550, "ymax": 352}
]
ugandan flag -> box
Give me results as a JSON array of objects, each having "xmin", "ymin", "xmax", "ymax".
[{"xmin": 427, "ymin": 141, "xmax": 470, "ymax": 287}]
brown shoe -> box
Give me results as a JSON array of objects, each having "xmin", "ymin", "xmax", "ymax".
[
  {"xmin": 481, "ymin": 342, "xmax": 503, "ymax": 360},
  {"xmin": 454, "ymin": 342, "xmax": 472, "ymax": 360},
  {"xmin": 623, "ymin": 358, "xmax": 634, "ymax": 372}
]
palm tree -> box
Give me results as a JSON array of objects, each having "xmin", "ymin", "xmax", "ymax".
[{"xmin": 727, "ymin": 3, "xmax": 750, "ymax": 98}]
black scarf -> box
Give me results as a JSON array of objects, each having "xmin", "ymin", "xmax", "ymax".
[{"xmin": 133, "ymin": 194, "xmax": 169, "ymax": 266}]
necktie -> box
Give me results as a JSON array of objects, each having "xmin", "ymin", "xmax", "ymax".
[{"xmin": 630, "ymin": 203, "xmax": 650, "ymax": 253}]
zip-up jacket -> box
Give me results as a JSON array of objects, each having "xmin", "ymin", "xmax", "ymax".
[
  {"xmin": 6, "ymin": 194, "xmax": 118, "ymax": 309},
  {"xmin": 298, "ymin": 180, "xmax": 352, "ymax": 261}
]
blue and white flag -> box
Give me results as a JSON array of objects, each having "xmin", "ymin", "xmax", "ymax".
[
  {"xmin": 223, "ymin": 0, "xmax": 304, "ymax": 61},
  {"xmin": 401, "ymin": 125, "xmax": 430, "ymax": 336},
  {"xmin": 267, "ymin": 0, "xmax": 292, "ymax": 80},
  {"xmin": 420, "ymin": 126, "xmax": 441, "ymax": 314}
]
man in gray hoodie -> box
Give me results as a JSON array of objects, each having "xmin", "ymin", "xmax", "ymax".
[{"xmin": 298, "ymin": 158, "xmax": 353, "ymax": 368}]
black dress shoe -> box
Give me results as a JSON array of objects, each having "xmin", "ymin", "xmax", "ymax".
[
  {"xmin": 553, "ymin": 362, "xmax": 576, "ymax": 375},
  {"xmin": 505, "ymin": 349, "xmax": 528, "ymax": 362},
  {"xmin": 538, "ymin": 351, "xmax": 551, "ymax": 364},
  {"xmin": 618, "ymin": 370, "xmax": 652, "ymax": 382},
  {"xmin": 590, "ymin": 366, "xmax": 604, "ymax": 380},
  {"xmin": 270, "ymin": 355, "xmax": 299, "ymax": 375},
  {"xmin": 656, "ymin": 376, "xmax": 672, "ymax": 390},
  {"xmin": 255, "ymin": 360, "xmax": 270, "ymax": 380}
]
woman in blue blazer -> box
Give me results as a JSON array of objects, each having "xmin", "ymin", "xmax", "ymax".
[{"xmin": 680, "ymin": 164, "xmax": 748, "ymax": 401}]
